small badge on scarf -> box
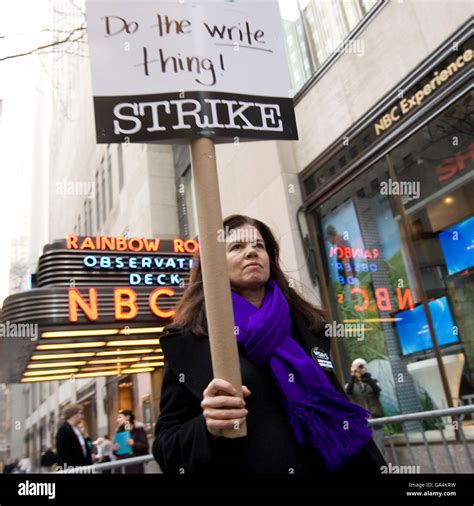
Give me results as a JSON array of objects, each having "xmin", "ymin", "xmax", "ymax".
[{"xmin": 311, "ymin": 347, "xmax": 334, "ymax": 371}]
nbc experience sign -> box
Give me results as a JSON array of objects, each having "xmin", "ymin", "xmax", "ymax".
[{"xmin": 85, "ymin": 0, "xmax": 297, "ymax": 143}]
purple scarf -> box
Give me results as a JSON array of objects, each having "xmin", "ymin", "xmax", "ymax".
[{"xmin": 231, "ymin": 279, "xmax": 373, "ymax": 471}]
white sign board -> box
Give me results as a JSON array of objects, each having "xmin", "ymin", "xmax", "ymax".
[{"xmin": 85, "ymin": 0, "xmax": 298, "ymax": 143}]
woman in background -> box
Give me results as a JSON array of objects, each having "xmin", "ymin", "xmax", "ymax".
[{"xmin": 114, "ymin": 410, "xmax": 149, "ymax": 474}]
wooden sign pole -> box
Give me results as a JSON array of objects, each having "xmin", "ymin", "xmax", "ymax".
[{"xmin": 190, "ymin": 136, "xmax": 246, "ymax": 438}]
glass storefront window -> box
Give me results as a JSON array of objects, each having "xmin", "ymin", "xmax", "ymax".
[
  {"xmin": 313, "ymin": 91, "xmax": 474, "ymax": 418},
  {"xmin": 279, "ymin": 0, "xmax": 380, "ymax": 92}
]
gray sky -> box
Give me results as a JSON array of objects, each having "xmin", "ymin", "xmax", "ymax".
[{"xmin": 0, "ymin": 0, "xmax": 50, "ymax": 304}]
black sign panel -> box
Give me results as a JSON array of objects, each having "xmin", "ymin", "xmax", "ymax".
[{"xmin": 93, "ymin": 91, "xmax": 298, "ymax": 144}]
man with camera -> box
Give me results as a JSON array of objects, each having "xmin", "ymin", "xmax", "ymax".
[{"xmin": 345, "ymin": 358, "xmax": 385, "ymax": 455}]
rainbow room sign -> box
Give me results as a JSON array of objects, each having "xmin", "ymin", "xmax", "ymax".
[
  {"xmin": 0, "ymin": 235, "xmax": 197, "ymax": 383},
  {"xmin": 28, "ymin": 234, "xmax": 198, "ymax": 324},
  {"xmin": 63, "ymin": 235, "xmax": 197, "ymax": 322},
  {"xmin": 66, "ymin": 234, "xmax": 197, "ymax": 286},
  {"xmin": 66, "ymin": 234, "xmax": 199, "ymax": 253},
  {"xmin": 85, "ymin": 0, "xmax": 298, "ymax": 143}
]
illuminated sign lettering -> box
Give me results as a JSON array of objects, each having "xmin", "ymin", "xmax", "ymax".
[
  {"xmin": 129, "ymin": 273, "xmax": 182, "ymax": 286},
  {"xmin": 329, "ymin": 246, "xmax": 379, "ymax": 259},
  {"xmin": 68, "ymin": 288, "xmax": 99, "ymax": 322},
  {"xmin": 82, "ymin": 255, "xmax": 193, "ymax": 270},
  {"xmin": 65, "ymin": 236, "xmax": 197, "ymax": 287},
  {"xmin": 66, "ymin": 235, "xmax": 199, "ymax": 254},
  {"xmin": 337, "ymin": 261, "xmax": 378, "ymax": 274},
  {"xmin": 68, "ymin": 287, "xmax": 176, "ymax": 322},
  {"xmin": 338, "ymin": 287, "xmax": 414, "ymax": 312},
  {"xmin": 435, "ymin": 142, "xmax": 474, "ymax": 183},
  {"xmin": 373, "ymin": 49, "xmax": 473, "ymax": 136},
  {"xmin": 66, "ymin": 235, "xmax": 192, "ymax": 321}
]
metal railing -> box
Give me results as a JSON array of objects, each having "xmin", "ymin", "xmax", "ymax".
[
  {"xmin": 57, "ymin": 405, "xmax": 474, "ymax": 474},
  {"xmin": 368, "ymin": 405, "xmax": 474, "ymax": 473}
]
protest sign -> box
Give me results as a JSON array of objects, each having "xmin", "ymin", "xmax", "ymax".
[
  {"xmin": 86, "ymin": 0, "xmax": 298, "ymax": 438},
  {"xmin": 86, "ymin": 0, "xmax": 297, "ymax": 143}
]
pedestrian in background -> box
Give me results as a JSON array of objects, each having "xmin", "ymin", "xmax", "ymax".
[
  {"xmin": 345, "ymin": 358, "xmax": 385, "ymax": 455},
  {"xmin": 18, "ymin": 456, "xmax": 31, "ymax": 474},
  {"xmin": 95, "ymin": 435, "xmax": 116, "ymax": 473},
  {"xmin": 113, "ymin": 410, "xmax": 149, "ymax": 474},
  {"xmin": 3, "ymin": 458, "xmax": 17, "ymax": 474},
  {"xmin": 40, "ymin": 447, "xmax": 57, "ymax": 473},
  {"xmin": 56, "ymin": 403, "xmax": 92, "ymax": 468},
  {"xmin": 78, "ymin": 420, "xmax": 94, "ymax": 458}
]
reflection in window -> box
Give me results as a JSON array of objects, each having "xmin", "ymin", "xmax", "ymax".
[
  {"xmin": 280, "ymin": 0, "xmax": 380, "ymax": 92},
  {"xmin": 391, "ymin": 92, "xmax": 474, "ymax": 409},
  {"xmin": 313, "ymin": 91, "xmax": 474, "ymax": 418}
]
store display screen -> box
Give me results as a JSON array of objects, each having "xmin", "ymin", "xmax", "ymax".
[
  {"xmin": 394, "ymin": 296, "xmax": 459, "ymax": 356},
  {"xmin": 438, "ymin": 216, "xmax": 474, "ymax": 276}
]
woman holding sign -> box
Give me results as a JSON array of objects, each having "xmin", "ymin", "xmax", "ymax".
[{"xmin": 153, "ymin": 215, "xmax": 385, "ymax": 475}]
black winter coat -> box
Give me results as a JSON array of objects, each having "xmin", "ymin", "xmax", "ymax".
[
  {"xmin": 56, "ymin": 422, "xmax": 92, "ymax": 468},
  {"xmin": 153, "ymin": 311, "xmax": 386, "ymax": 475},
  {"xmin": 114, "ymin": 424, "xmax": 150, "ymax": 474}
]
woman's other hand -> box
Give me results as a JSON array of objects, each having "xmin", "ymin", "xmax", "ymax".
[{"xmin": 201, "ymin": 378, "xmax": 251, "ymax": 438}]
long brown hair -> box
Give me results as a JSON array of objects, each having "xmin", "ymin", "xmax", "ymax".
[{"xmin": 168, "ymin": 215, "xmax": 326, "ymax": 336}]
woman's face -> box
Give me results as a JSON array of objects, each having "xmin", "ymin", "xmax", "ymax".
[
  {"xmin": 116, "ymin": 413, "xmax": 127, "ymax": 426},
  {"xmin": 226, "ymin": 225, "xmax": 270, "ymax": 291}
]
